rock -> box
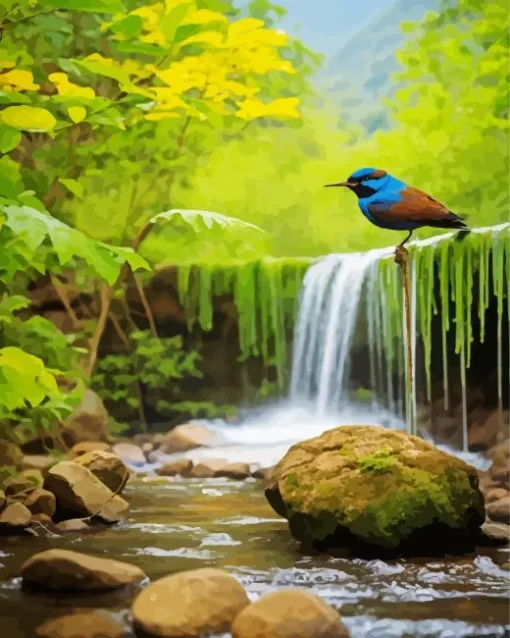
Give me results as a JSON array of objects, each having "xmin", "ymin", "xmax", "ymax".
[
  {"xmin": 215, "ymin": 463, "xmax": 251, "ymax": 480},
  {"xmin": 19, "ymin": 469, "xmax": 44, "ymax": 487},
  {"xmin": 111, "ymin": 443, "xmax": 146, "ymax": 467},
  {"xmin": 23, "ymin": 488, "xmax": 57, "ymax": 518},
  {"xmin": 35, "ymin": 610, "xmax": 126, "ymax": 638},
  {"xmin": 69, "ymin": 441, "xmax": 111, "ymax": 458},
  {"xmin": 231, "ymin": 590, "xmax": 348, "ymax": 638},
  {"xmin": 0, "ymin": 489, "xmax": 5, "ymax": 510},
  {"xmin": 486, "ymin": 496, "xmax": 510, "ymax": 523},
  {"xmin": 62, "ymin": 389, "xmax": 109, "ymax": 445},
  {"xmin": 159, "ymin": 423, "xmax": 216, "ymax": 454},
  {"xmin": 56, "ymin": 518, "xmax": 93, "ymax": 533},
  {"xmin": 20, "ymin": 455, "xmax": 55, "ymax": 472},
  {"xmin": 156, "ymin": 459, "xmax": 193, "ymax": 477},
  {"xmin": 94, "ymin": 494, "xmax": 129, "ymax": 524},
  {"xmin": 252, "ymin": 466, "xmax": 274, "ymax": 481},
  {"xmin": 489, "ymin": 448, "xmax": 510, "ymax": 485},
  {"xmin": 485, "ymin": 487, "xmax": 509, "ymax": 504},
  {"xmin": 468, "ymin": 408, "xmax": 501, "ymax": 451},
  {"xmin": 4, "ymin": 477, "xmax": 35, "ymax": 496},
  {"xmin": 265, "ymin": 425, "xmax": 485, "ymax": 554},
  {"xmin": 0, "ymin": 502, "xmax": 31, "ymax": 528},
  {"xmin": 142, "ymin": 442, "xmax": 153, "ymax": 455},
  {"xmin": 21, "ymin": 549, "xmax": 146, "ymax": 591},
  {"xmin": 31, "ymin": 513, "xmax": 54, "ymax": 526},
  {"xmin": 477, "ymin": 521, "xmax": 510, "ymax": 546},
  {"xmin": 131, "ymin": 568, "xmax": 249, "ymax": 637},
  {"xmin": 190, "ymin": 459, "xmax": 229, "ymax": 479},
  {"xmin": 0, "ymin": 440, "xmax": 23, "ymax": 467},
  {"xmin": 44, "ymin": 461, "xmax": 118, "ymax": 519},
  {"xmin": 75, "ymin": 450, "xmax": 130, "ymax": 493}
]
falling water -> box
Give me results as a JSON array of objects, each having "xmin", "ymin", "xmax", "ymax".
[{"xmin": 289, "ymin": 247, "xmax": 397, "ymax": 417}]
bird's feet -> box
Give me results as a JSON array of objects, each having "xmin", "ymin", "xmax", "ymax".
[{"xmin": 394, "ymin": 243, "xmax": 409, "ymax": 268}]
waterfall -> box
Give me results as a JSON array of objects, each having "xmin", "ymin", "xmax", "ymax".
[{"xmin": 289, "ymin": 247, "xmax": 399, "ymax": 417}]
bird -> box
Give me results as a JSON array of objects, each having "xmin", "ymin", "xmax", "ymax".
[{"xmin": 324, "ymin": 167, "xmax": 469, "ymax": 247}]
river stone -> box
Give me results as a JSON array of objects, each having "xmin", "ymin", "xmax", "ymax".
[
  {"xmin": 0, "ymin": 440, "xmax": 23, "ymax": 467},
  {"xmin": 252, "ymin": 466, "xmax": 274, "ymax": 481},
  {"xmin": 265, "ymin": 425, "xmax": 485, "ymax": 553},
  {"xmin": 111, "ymin": 443, "xmax": 146, "ymax": 467},
  {"xmin": 19, "ymin": 469, "xmax": 44, "ymax": 487},
  {"xmin": 485, "ymin": 487, "xmax": 509, "ymax": 504},
  {"xmin": 20, "ymin": 455, "xmax": 55, "ymax": 472},
  {"xmin": 69, "ymin": 441, "xmax": 111, "ymax": 458},
  {"xmin": 35, "ymin": 610, "xmax": 125, "ymax": 638},
  {"xmin": 159, "ymin": 423, "xmax": 216, "ymax": 454},
  {"xmin": 231, "ymin": 590, "xmax": 348, "ymax": 638},
  {"xmin": 477, "ymin": 520, "xmax": 510, "ymax": 546},
  {"xmin": 486, "ymin": 495, "xmax": 510, "ymax": 523},
  {"xmin": 44, "ymin": 461, "xmax": 117, "ymax": 519},
  {"xmin": 23, "ymin": 488, "xmax": 56, "ymax": 518},
  {"xmin": 156, "ymin": 459, "xmax": 193, "ymax": 477},
  {"xmin": 21, "ymin": 549, "xmax": 146, "ymax": 591},
  {"xmin": 62, "ymin": 389, "xmax": 109, "ymax": 445},
  {"xmin": 4, "ymin": 476, "xmax": 35, "ymax": 496},
  {"xmin": 56, "ymin": 518, "xmax": 93, "ymax": 533},
  {"xmin": 215, "ymin": 462, "xmax": 251, "ymax": 480},
  {"xmin": 131, "ymin": 568, "xmax": 250, "ymax": 637},
  {"xmin": 0, "ymin": 489, "xmax": 5, "ymax": 510},
  {"xmin": 190, "ymin": 459, "xmax": 229, "ymax": 479},
  {"xmin": 94, "ymin": 494, "xmax": 129, "ymax": 524},
  {"xmin": 75, "ymin": 450, "xmax": 130, "ymax": 493},
  {"xmin": 0, "ymin": 502, "xmax": 31, "ymax": 527}
]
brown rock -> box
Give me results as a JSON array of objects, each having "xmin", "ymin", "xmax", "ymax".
[
  {"xmin": 23, "ymin": 488, "xmax": 57, "ymax": 518},
  {"xmin": 486, "ymin": 496, "xmax": 510, "ymax": 523},
  {"xmin": 0, "ymin": 502, "xmax": 31, "ymax": 527},
  {"xmin": 142, "ymin": 442, "xmax": 153, "ymax": 455},
  {"xmin": 56, "ymin": 518, "xmax": 93, "ymax": 533},
  {"xmin": 62, "ymin": 389, "xmax": 109, "ymax": 445},
  {"xmin": 19, "ymin": 469, "xmax": 44, "ymax": 487},
  {"xmin": 31, "ymin": 513, "xmax": 54, "ymax": 526},
  {"xmin": 468, "ymin": 408, "xmax": 501, "ymax": 450},
  {"xmin": 35, "ymin": 610, "xmax": 126, "ymax": 638},
  {"xmin": 0, "ymin": 489, "xmax": 5, "ymax": 510},
  {"xmin": 485, "ymin": 488, "xmax": 509, "ymax": 504},
  {"xmin": 21, "ymin": 549, "xmax": 146, "ymax": 591},
  {"xmin": 190, "ymin": 459, "xmax": 229, "ymax": 479},
  {"xmin": 44, "ymin": 461, "xmax": 118, "ymax": 518},
  {"xmin": 215, "ymin": 463, "xmax": 251, "ymax": 480},
  {"xmin": 231, "ymin": 590, "xmax": 348, "ymax": 638},
  {"xmin": 0, "ymin": 440, "xmax": 23, "ymax": 467},
  {"xmin": 69, "ymin": 441, "xmax": 111, "ymax": 458},
  {"xmin": 75, "ymin": 450, "xmax": 130, "ymax": 493},
  {"xmin": 477, "ymin": 520, "xmax": 510, "ymax": 546},
  {"xmin": 159, "ymin": 423, "xmax": 216, "ymax": 454},
  {"xmin": 4, "ymin": 477, "xmax": 34, "ymax": 496},
  {"xmin": 21, "ymin": 455, "xmax": 55, "ymax": 472},
  {"xmin": 94, "ymin": 495, "xmax": 129, "ymax": 524},
  {"xmin": 487, "ymin": 439, "xmax": 510, "ymax": 461},
  {"xmin": 111, "ymin": 443, "xmax": 146, "ymax": 467},
  {"xmin": 489, "ymin": 458, "xmax": 510, "ymax": 486},
  {"xmin": 156, "ymin": 459, "xmax": 193, "ymax": 477},
  {"xmin": 132, "ymin": 568, "xmax": 249, "ymax": 637}
]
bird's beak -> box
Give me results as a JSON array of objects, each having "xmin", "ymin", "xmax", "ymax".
[{"xmin": 324, "ymin": 181, "xmax": 352, "ymax": 188}]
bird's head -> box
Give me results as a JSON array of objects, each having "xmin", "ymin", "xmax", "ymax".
[{"xmin": 324, "ymin": 167, "xmax": 389, "ymax": 198}]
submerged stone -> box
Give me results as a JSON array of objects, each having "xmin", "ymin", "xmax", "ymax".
[
  {"xmin": 265, "ymin": 425, "xmax": 485, "ymax": 555},
  {"xmin": 35, "ymin": 610, "xmax": 125, "ymax": 638}
]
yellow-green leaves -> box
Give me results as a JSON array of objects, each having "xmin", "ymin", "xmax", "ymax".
[
  {"xmin": 0, "ymin": 106, "xmax": 56, "ymax": 132},
  {"xmin": 0, "ymin": 125, "xmax": 22, "ymax": 153},
  {"xmin": 67, "ymin": 106, "xmax": 87, "ymax": 123},
  {"xmin": 237, "ymin": 97, "xmax": 300, "ymax": 121},
  {"xmin": 39, "ymin": 0, "xmax": 126, "ymax": 12},
  {"xmin": 0, "ymin": 69, "xmax": 39, "ymax": 92}
]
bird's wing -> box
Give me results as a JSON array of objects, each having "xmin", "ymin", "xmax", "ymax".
[{"xmin": 367, "ymin": 187, "xmax": 458, "ymax": 223}]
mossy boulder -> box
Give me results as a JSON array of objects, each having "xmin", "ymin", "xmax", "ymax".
[{"xmin": 265, "ymin": 426, "xmax": 485, "ymax": 555}]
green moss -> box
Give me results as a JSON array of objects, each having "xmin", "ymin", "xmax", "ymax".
[
  {"xmin": 286, "ymin": 473, "xmax": 299, "ymax": 488},
  {"xmin": 358, "ymin": 453, "xmax": 397, "ymax": 475}
]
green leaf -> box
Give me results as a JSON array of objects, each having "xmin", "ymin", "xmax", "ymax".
[
  {"xmin": 39, "ymin": 0, "xmax": 125, "ymax": 12},
  {"xmin": 0, "ymin": 106, "xmax": 56, "ymax": 133},
  {"xmin": 110, "ymin": 14, "xmax": 143, "ymax": 38},
  {"xmin": 0, "ymin": 125, "xmax": 22, "ymax": 153},
  {"xmin": 161, "ymin": 3, "xmax": 190, "ymax": 42},
  {"xmin": 114, "ymin": 42, "xmax": 168, "ymax": 57},
  {"xmin": 147, "ymin": 209, "xmax": 266, "ymax": 239},
  {"xmin": 59, "ymin": 178, "xmax": 85, "ymax": 198},
  {"xmin": 0, "ymin": 156, "xmax": 23, "ymax": 199},
  {"xmin": 105, "ymin": 245, "xmax": 151, "ymax": 272}
]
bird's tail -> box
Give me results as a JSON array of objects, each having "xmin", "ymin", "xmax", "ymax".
[{"xmin": 427, "ymin": 211, "xmax": 470, "ymax": 231}]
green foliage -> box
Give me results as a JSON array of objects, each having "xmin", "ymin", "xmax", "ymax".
[{"xmin": 92, "ymin": 330, "xmax": 203, "ymax": 419}]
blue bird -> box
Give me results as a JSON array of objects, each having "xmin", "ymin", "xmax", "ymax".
[{"xmin": 324, "ymin": 167, "xmax": 469, "ymax": 246}]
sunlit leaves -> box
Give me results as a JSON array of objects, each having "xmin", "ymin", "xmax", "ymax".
[
  {"xmin": 0, "ymin": 106, "xmax": 56, "ymax": 132},
  {"xmin": 49, "ymin": 72, "xmax": 95, "ymax": 99},
  {"xmin": 67, "ymin": 106, "xmax": 87, "ymax": 123},
  {"xmin": 0, "ymin": 69, "xmax": 39, "ymax": 92},
  {"xmin": 0, "ymin": 125, "xmax": 22, "ymax": 153},
  {"xmin": 39, "ymin": 0, "xmax": 126, "ymax": 12},
  {"xmin": 236, "ymin": 97, "xmax": 299, "ymax": 120}
]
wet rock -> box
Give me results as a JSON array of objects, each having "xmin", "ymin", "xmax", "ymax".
[
  {"xmin": 468, "ymin": 408, "xmax": 501, "ymax": 451},
  {"xmin": 21, "ymin": 549, "xmax": 146, "ymax": 591},
  {"xmin": 216, "ymin": 463, "xmax": 251, "ymax": 480},
  {"xmin": 31, "ymin": 513, "xmax": 54, "ymax": 526},
  {"xmin": 94, "ymin": 494, "xmax": 129, "ymax": 524},
  {"xmin": 231, "ymin": 590, "xmax": 349, "ymax": 638},
  {"xmin": 485, "ymin": 487, "xmax": 509, "ymax": 504},
  {"xmin": 23, "ymin": 488, "xmax": 56, "ymax": 518},
  {"xmin": 159, "ymin": 423, "xmax": 217, "ymax": 454},
  {"xmin": 35, "ymin": 610, "xmax": 126, "ymax": 638},
  {"xmin": 111, "ymin": 443, "xmax": 146, "ymax": 467},
  {"xmin": 75, "ymin": 450, "xmax": 130, "ymax": 493},
  {"xmin": 131, "ymin": 568, "xmax": 249, "ymax": 637},
  {"xmin": 265, "ymin": 425, "xmax": 485, "ymax": 554},
  {"xmin": 489, "ymin": 450, "xmax": 510, "ymax": 486},
  {"xmin": 477, "ymin": 521, "xmax": 510, "ymax": 546},
  {"xmin": 62, "ymin": 389, "xmax": 109, "ymax": 445},
  {"xmin": 156, "ymin": 459, "xmax": 193, "ymax": 477},
  {"xmin": 190, "ymin": 459, "xmax": 229, "ymax": 479},
  {"xmin": 0, "ymin": 440, "xmax": 23, "ymax": 467},
  {"xmin": 56, "ymin": 518, "xmax": 93, "ymax": 533},
  {"xmin": 486, "ymin": 495, "xmax": 510, "ymax": 523},
  {"xmin": 20, "ymin": 455, "xmax": 55, "ymax": 472},
  {"xmin": 0, "ymin": 502, "xmax": 31, "ymax": 528},
  {"xmin": 4, "ymin": 477, "xmax": 35, "ymax": 496},
  {"xmin": 69, "ymin": 441, "xmax": 111, "ymax": 458},
  {"xmin": 44, "ymin": 461, "xmax": 120, "ymax": 519}
]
